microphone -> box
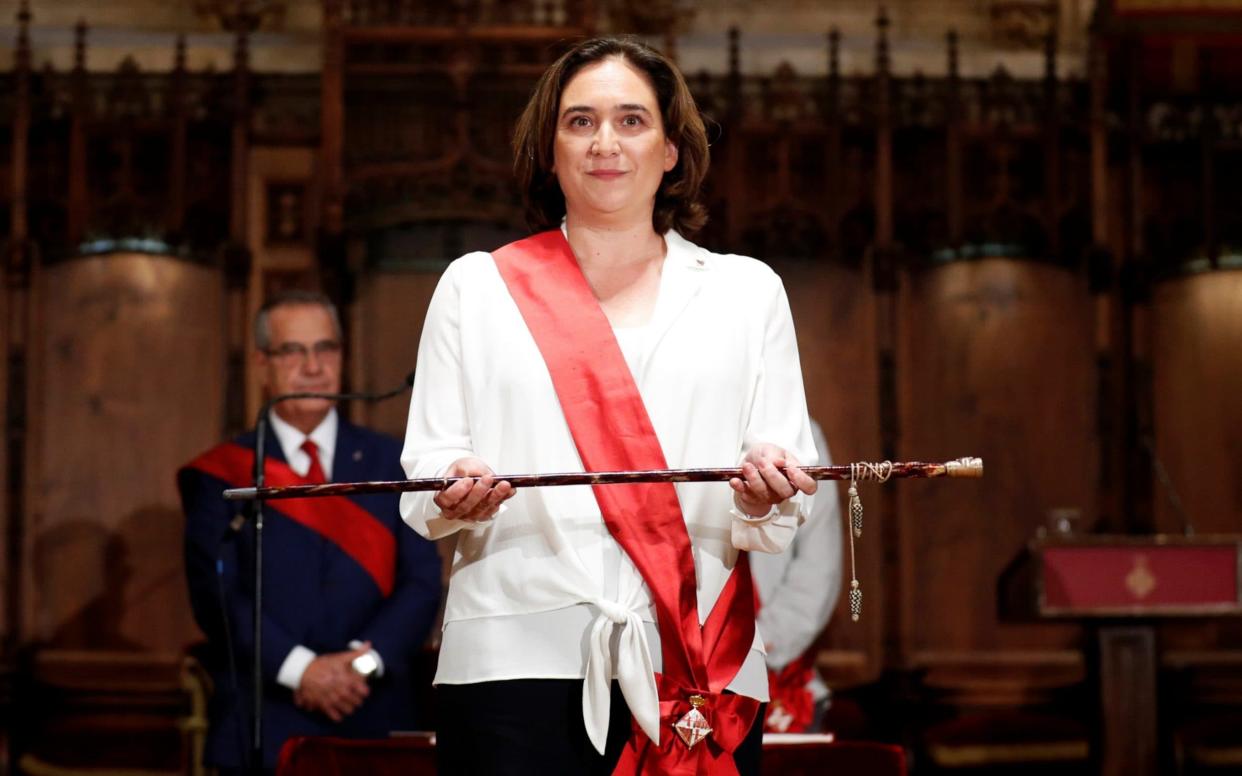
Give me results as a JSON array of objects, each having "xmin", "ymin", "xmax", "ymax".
[
  {"xmin": 256, "ymin": 369, "xmax": 417, "ymax": 413},
  {"xmin": 1140, "ymin": 435, "xmax": 1194, "ymax": 537},
  {"xmin": 220, "ymin": 370, "xmax": 417, "ymax": 542},
  {"xmin": 241, "ymin": 367, "xmax": 415, "ymax": 773}
]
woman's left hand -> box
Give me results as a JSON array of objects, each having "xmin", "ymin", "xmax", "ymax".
[{"xmin": 729, "ymin": 443, "xmax": 818, "ymax": 517}]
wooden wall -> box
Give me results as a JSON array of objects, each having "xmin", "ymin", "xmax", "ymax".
[
  {"xmin": 1152, "ymin": 270, "xmax": 1242, "ymax": 656},
  {"xmin": 29, "ymin": 254, "xmax": 223, "ymax": 653},
  {"xmin": 776, "ymin": 260, "xmax": 885, "ymax": 683},
  {"xmin": 898, "ymin": 260, "xmax": 1094, "ymax": 659},
  {"xmin": 1151, "ymin": 272, "xmax": 1242, "ymax": 537}
]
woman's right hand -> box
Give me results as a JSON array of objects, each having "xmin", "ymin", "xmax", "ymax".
[{"xmin": 433, "ymin": 457, "xmax": 515, "ymax": 522}]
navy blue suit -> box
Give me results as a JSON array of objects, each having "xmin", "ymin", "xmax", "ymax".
[{"xmin": 179, "ymin": 419, "xmax": 441, "ymax": 769}]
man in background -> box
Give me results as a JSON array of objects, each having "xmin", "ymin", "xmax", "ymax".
[{"xmin": 179, "ymin": 290, "xmax": 441, "ymax": 772}]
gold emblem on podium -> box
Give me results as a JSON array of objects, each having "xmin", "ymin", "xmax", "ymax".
[{"xmin": 1126, "ymin": 554, "xmax": 1157, "ymax": 600}]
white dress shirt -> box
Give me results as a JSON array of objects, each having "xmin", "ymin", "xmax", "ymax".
[{"xmin": 400, "ymin": 231, "xmax": 817, "ymax": 750}]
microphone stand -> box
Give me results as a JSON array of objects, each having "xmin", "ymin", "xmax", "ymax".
[
  {"xmin": 246, "ymin": 371, "xmax": 414, "ymax": 774},
  {"xmin": 1141, "ymin": 435, "xmax": 1195, "ymax": 537}
]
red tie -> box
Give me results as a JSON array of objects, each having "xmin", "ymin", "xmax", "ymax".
[{"xmin": 300, "ymin": 438, "xmax": 327, "ymax": 484}]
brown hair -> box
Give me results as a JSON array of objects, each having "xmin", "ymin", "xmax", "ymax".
[{"xmin": 512, "ymin": 37, "xmax": 710, "ymax": 236}]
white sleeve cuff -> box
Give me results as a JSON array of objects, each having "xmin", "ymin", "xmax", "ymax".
[
  {"xmin": 729, "ymin": 503, "xmax": 780, "ymax": 526},
  {"xmin": 424, "ymin": 502, "xmax": 506, "ymax": 539},
  {"xmin": 277, "ymin": 645, "xmax": 317, "ymax": 690},
  {"xmin": 731, "ymin": 499, "xmax": 804, "ymax": 554},
  {"xmin": 348, "ymin": 640, "xmax": 386, "ymax": 678}
]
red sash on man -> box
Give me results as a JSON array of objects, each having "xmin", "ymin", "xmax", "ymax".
[
  {"xmin": 494, "ymin": 230, "xmax": 760, "ymax": 775},
  {"xmin": 182, "ymin": 442, "xmax": 397, "ymax": 596}
]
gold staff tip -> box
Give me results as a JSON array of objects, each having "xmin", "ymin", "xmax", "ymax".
[{"xmin": 944, "ymin": 457, "xmax": 984, "ymax": 478}]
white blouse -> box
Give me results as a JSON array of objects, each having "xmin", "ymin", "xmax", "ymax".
[{"xmin": 400, "ymin": 230, "xmax": 817, "ymax": 750}]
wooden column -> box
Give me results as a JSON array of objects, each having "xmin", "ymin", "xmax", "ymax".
[
  {"xmin": 1089, "ymin": 32, "xmax": 1123, "ymax": 533},
  {"xmin": 872, "ymin": 7, "xmax": 902, "ymax": 666},
  {"xmin": 1044, "ymin": 29, "xmax": 1062, "ymax": 260},
  {"xmin": 825, "ymin": 29, "xmax": 842, "ymax": 259},
  {"xmin": 724, "ymin": 27, "xmax": 743, "ymax": 248},
  {"xmin": 1200, "ymin": 51, "xmax": 1218, "ymax": 270},
  {"xmin": 225, "ymin": 23, "xmax": 253, "ymax": 433},
  {"xmin": 4, "ymin": 0, "xmax": 33, "ymax": 656},
  {"xmin": 946, "ymin": 30, "xmax": 962, "ymax": 252},
  {"xmin": 1124, "ymin": 41, "xmax": 1154, "ymax": 534},
  {"xmin": 67, "ymin": 20, "xmax": 88, "ymax": 247},
  {"xmin": 322, "ymin": 0, "xmax": 345, "ymax": 239},
  {"xmin": 317, "ymin": 0, "xmax": 349, "ymax": 328},
  {"xmin": 1098, "ymin": 626, "xmax": 1158, "ymax": 776},
  {"xmin": 168, "ymin": 34, "xmax": 188, "ymax": 235}
]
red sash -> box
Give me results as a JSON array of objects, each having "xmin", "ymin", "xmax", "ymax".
[
  {"xmin": 493, "ymin": 230, "xmax": 759, "ymax": 775},
  {"xmin": 184, "ymin": 442, "xmax": 397, "ymax": 596}
]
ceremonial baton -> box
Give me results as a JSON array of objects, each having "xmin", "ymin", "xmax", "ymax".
[
  {"xmin": 224, "ymin": 457, "xmax": 981, "ymax": 623},
  {"xmin": 223, "ymin": 457, "xmax": 982, "ymax": 502}
]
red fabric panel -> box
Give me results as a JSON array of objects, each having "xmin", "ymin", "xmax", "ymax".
[{"xmin": 1042, "ymin": 544, "xmax": 1238, "ymax": 612}]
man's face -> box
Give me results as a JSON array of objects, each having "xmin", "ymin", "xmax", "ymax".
[{"xmin": 256, "ymin": 303, "xmax": 342, "ymax": 432}]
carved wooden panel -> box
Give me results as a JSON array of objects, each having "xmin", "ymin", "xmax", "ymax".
[
  {"xmin": 897, "ymin": 260, "xmax": 1094, "ymax": 657},
  {"xmin": 31, "ymin": 254, "xmax": 223, "ymax": 652},
  {"xmin": 0, "ymin": 285, "xmax": 7, "ymax": 644}
]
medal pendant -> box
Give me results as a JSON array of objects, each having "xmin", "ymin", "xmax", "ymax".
[{"xmin": 673, "ymin": 695, "xmax": 713, "ymax": 749}]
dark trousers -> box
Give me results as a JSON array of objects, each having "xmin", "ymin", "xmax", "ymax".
[{"xmin": 436, "ymin": 679, "xmax": 764, "ymax": 775}]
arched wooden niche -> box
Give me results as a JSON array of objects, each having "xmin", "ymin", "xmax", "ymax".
[
  {"xmin": 1152, "ymin": 269, "xmax": 1242, "ymax": 534},
  {"xmin": 897, "ymin": 259, "xmax": 1096, "ymax": 654},
  {"xmin": 31, "ymin": 252, "xmax": 224, "ymax": 653}
]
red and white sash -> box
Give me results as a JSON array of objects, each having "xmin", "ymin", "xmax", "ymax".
[{"xmin": 493, "ymin": 230, "xmax": 759, "ymax": 775}]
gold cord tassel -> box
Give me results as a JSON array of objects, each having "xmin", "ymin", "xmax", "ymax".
[
  {"xmin": 849, "ymin": 481, "xmax": 863, "ymax": 538},
  {"xmin": 847, "ymin": 474, "xmax": 862, "ymax": 621}
]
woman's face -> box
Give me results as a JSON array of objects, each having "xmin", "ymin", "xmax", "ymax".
[{"xmin": 553, "ymin": 57, "xmax": 678, "ymax": 226}]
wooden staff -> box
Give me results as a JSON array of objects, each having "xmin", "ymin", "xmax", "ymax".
[{"xmin": 223, "ymin": 457, "xmax": 982, "ymax": 502}]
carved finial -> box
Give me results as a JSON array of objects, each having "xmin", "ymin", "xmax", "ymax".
[
  {"xmin": 16, "ymin": 0, "xmax": 31, "ymax": 73},
  {"xmin": 1044, "ymin": 28, "xmax": 1057, "ymax": 84},
  {"xmin": 828, "ymin": 28, "xmax": 840, "ymax": 81},
  {"xmin": 947, "ymin": 29, "xmax": 958, "ymax": 81},
  {"xmin": 945, "ymin": 457, "xmax": 984, "ymax": 478},
  {"xmin": 74, "ymin": 19, "xmax": 88, "ymax": 73},
  {"xmin": 234, "ymin": 19, "xmax": 249, "ymax": 72},
  {"xmin": 174, "ymin": 33, "xmax": 187, "ymax": 73},
  {"xmin": 876, "ymin": 6, "xmax": 890, "ymax": 75},
  {"xmin": 728, "ymin": 26, "xmax": 740, "ymax": 79}
]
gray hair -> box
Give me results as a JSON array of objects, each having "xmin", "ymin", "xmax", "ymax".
[{"xmin": 254, "ymin": 290, "xmax": 343, "ymax": 352}]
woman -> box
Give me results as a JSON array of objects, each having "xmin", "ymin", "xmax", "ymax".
[{"xmin": 401, "ymin": 36, "xmax": 817, "ymax": 775}]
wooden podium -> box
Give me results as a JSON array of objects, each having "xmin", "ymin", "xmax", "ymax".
[
  {"xmin": 275, "ymin": 732, "xmax": 907, "ymax": 775},
  {"xmin": 1028, "ymin": 534, "xmax": 1242, "ymax": 776}
]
